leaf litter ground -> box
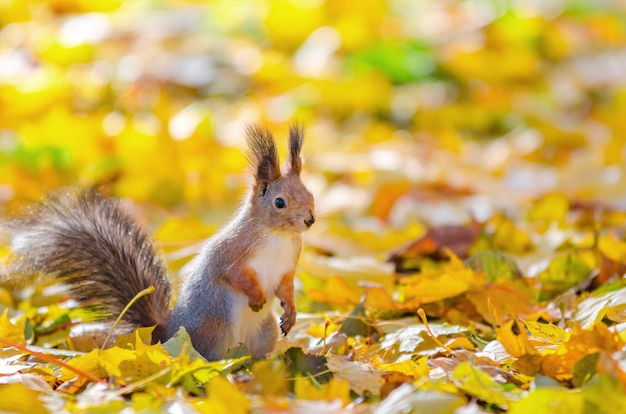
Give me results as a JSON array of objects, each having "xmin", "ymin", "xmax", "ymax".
[{"xmin": 1, "ymin": 1, "xmax": 626, "ymax": 413}]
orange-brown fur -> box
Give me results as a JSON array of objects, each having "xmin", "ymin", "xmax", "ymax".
[
  {"xmin": 276, "ymin": 269, "xmax": 296, "ymax": 334},
  {"xmin": 226, "ymin": 266, "xmax": 267, "ymax": 311}
]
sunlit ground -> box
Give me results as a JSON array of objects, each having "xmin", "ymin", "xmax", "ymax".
[{"xmin": 1, "ymin": 0, "xmax": 626, "ymax": 412}]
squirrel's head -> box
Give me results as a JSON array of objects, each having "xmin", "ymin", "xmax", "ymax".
[{"xmin": 245, "ymin": 122, "xmax": 315, "ymax": 233}]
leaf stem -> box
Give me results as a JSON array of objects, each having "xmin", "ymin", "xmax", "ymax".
[
  {"xmin": 320, "ymin": 320, "xmax": 330, "ymax": 356},
  {"xmin": 101, "ymin": 285, "xmax": 156, "ymax": 350},
  {"xmin": 115, "ymin": 365, "xmax": 173, "ymax": 395},
  {"xmin": 0, "ymin": 337, "xmax": 107, "ymax": 384},
  {"xmin": 417, "ymin": 308, "xmax": 453, "ymax": 353}
]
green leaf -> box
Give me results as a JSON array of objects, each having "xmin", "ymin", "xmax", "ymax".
[
  {"xmin": 582, "ymin": 375, "xmax": 626, "ymax": 414},
  {"xmin": 162, "ymin": 326, "xmax": 205, "ymax": 361},
  {"xmin": 538, "ymin": 254, "xmax": 592, "ymax": 293},
  {"xmin": 283, "ymin": 347, "xmax": 331, "ymax": 386},
  {"xmin": 340, "ymin": 302, "xmax": 379, "ymax": 338},
  {"xmin": 451, "ymin": 362, "xmax": 521, "ymax": 408},
  {"xmin": 572, "ymin": 352, "xmax": 599, "ymax": 388},
  {"xmin": 347, "ymin": 41, "xmax": 435, "ymax": 84},
  {"xmin": 466, "ymin": 250, "xmax": 521, "ymax": 283}
]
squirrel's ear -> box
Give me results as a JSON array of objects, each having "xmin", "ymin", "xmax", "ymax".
[
  {"xmin": 288, "ymin": 122, "xmax": 305, "ymax": 176},
  {"xmin": 245, "ymin": 123, "xmax": 281, "ymax": 186}
]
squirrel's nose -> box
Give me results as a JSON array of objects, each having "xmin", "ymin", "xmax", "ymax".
[{"xmin": 304, "ymin": 211, "xmax": 315, "ymax": 228}]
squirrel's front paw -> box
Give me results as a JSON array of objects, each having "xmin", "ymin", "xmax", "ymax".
[
  {"xmin": 248, "ymin": 297, "xmax": 266, "ymax": 312},
  {"xmin": 279, "ymin": 302, "xmax": 296, "ymax": 335}
]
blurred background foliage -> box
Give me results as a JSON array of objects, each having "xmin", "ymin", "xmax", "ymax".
[
  {"xmin": 1, "ymin": 0, "xmax": 625, "ymax": 228},
  {"xmin": 2, "ymin": 1, "xmax": 626, "ymax": 409}
]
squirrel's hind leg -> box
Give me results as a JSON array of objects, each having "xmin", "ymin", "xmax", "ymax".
[
  {"xmin": 245, "ymin": 314, "xmax": 278, "ymax": 359},
  {"xmin": 187, "ymin": 318, "xmax": 236, "ymax": 361}
]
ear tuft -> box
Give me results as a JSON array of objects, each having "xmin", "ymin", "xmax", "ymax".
[
  {"xmin": 288, "ymin": 122, "xmax": 305, "ymax": 175},
  {"xmin": 245, "ymin": 123, "xmax": 281, "ymax": 184}
]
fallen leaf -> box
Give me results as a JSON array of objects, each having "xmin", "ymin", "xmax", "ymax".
[
  {"xmin": 582, "ymin": 374, "xmax": 626, "ymax": 412},
  {"xmin": 538, "ymin": 253, "xmax": 593, "ymax": 294},
  {"xmin": 381, "ymin": 323, "xmax": 468, "ymax": 354},
  {"xmin": 284, "ymin": 347, "xmax": 332, "ymax": 385},
  {"xmin": 466, "ymin": 279, "xmax": 534, "ymax": 325},
  {"xmin": 496, "ymin": 318, "xmax": 539, "ymax": 358},
  {"xmin": 0, "ymin": 383, "xmax": 50, "ymax": 414},
  {"xmin": 466, "ymin": 250, "xmax": 521, "ymax": 283},
  {"xmin": 374, "ymin": 356, "xmax": 430, "ymax": 378},
  {"xmin": 340, "ymin": 303, "xmax": 381, "ymax": 338},
  {"xmin": 526, "ymin": 193, "xmax": 570, "ymax": 229},
  {"xmin": 490, "ymin": 214, "xmax": 534, "ymax": 254},
  {"xmin": 574, "ymin": 288, "xmax": 626, "ymax": 329},
  {"xmin": 541, "ymin": 323, "xmax": 623, "ymax": 382},
  {"xmin": 195, "ymin": 375, "xmax": 251, "ymax": 414},
  {"xmin": 373, "ymin": 384, "xmax": 465, "ymax": 414},
  {"xmin": 326, "ymin": 355, "xmax": 385, "ymax": 396},
  {"xmin": 451, "ymin": 361, "xmax": 522, "ymax": 408},
  {"xmin": 60, "ymin": 349, "xmax": 107, "ymax": 384},
  {"xmin": 571, "ymin": 352, "xmax": 599, "ymax": 388},
  {"xmin": 509, "ymin": 387, "xmax": 584, "ymax": 414},
  {"xmin": 596, "ymin": 234, "xmax": 626, "ymax": 286},
  {"xmin": 307, "ymin": 275, "xmax": 362, "ymax": 308},
  {"xmin": 244, "ymin": 358, "xmax": 288, "ymax": 397},
  {"xmin": 294, "ymin": 377, "xmax": 351, "ymax": 405},
  {"xmin": 0, "ymin": 309, "xmax": 26, "ymax": 346},
  {"xmin": 399, "ymin": 252, "xmax": 486, "ymax": 303},
  {"xmin": 162, "ymin": 326, "xmax": 205, "ymax": 361},
  {"xmin": 389, "ymin": 221, "xmax": 482, "ymax": 272}
]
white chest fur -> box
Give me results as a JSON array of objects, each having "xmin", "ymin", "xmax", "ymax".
[
  {"xmin": 247, "ymin": 232, "xmax": 300, "ymax": 295},
  {"xmin": 231, "ymin": 232, "xmax": 301, "ymax": 342}
]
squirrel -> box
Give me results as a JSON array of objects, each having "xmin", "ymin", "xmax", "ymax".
[{"xmin": 0, "ymin": 123, "xmax": 315, "ymax": 361}]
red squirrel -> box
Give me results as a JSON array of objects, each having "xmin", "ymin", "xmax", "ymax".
[{"xmin": 1, "ymin": 123, "xmax": 315, "ymax": 361}]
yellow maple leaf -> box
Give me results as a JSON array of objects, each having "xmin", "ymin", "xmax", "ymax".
[
  {"xmin": 0, "ymin": 383, "xmax": 50, "ymax": 414},
  {"xmin": 60, "ymin": 349, "xmax": 107, "ymax": 383},
  {"xmin": 294, "ymin": 377, "xmax": 351, "ymax": 405},
  {"xmin": 99, "ymin": 337, "xmax": 172, "ymax": 385},
  {"xmin": 374, "ymin": 357, "xmax": 430, "ymax": 378},
  {"xmin": 363, "ymin": 286, "xmax": 399, "ymax": 311},
  {"xmin": 0, "ymin": 309, "xmax": 26, "ymax": 346},
  {"xmin": 400, "ymin": 251, "xmax": 486, "ymax": 303},
  {"xmin": 509, "ymin": 388, "xmax": 584, "ymax": 414},
  {"xmin": 525, "ymin": 321, "xmax": 570, "ymax": 347},
  {"xmin": 495, "ymin": 318, "xmax": 539, "ymax": 358},
  {"xmin": 195, "ymin": 375, "xmax": 251, "ymax": 414},
  {"xmin": 307, "ymin": 275, "xmax": 362, "ymax": 307},
  {"xmin": 244, "ymin": 358, "xmax": 288, "ymax": 397},
  {"xmin": 114, "ymin": 326, "xmax": 155, "ymax": 349}
]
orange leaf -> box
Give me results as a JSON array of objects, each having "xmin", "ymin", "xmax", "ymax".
[
  {"xmin": 496, "ymin": 318, "xmax": 539, "ymax": 358},
  {"xmin": 542, "ymin": 324, "xmax": 623, "ymax": 381},
  {"xmin": 389, "ymin": 220, "xmax": 482, "ymax": 272}
]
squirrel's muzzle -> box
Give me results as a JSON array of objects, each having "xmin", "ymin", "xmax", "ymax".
[{"xmin": 304, "ymin": 210, "xmax": 315, "ymax": 228}]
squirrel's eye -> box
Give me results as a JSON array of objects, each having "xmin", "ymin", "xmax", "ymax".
[{"xmin": 274, "ymin": 197, "xmax": 286, "ymax": 209}]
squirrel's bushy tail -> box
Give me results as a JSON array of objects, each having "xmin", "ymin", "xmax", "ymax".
[{"xmin": 1, "ymin": 189, "xmax": 172, "ymax": 341}]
